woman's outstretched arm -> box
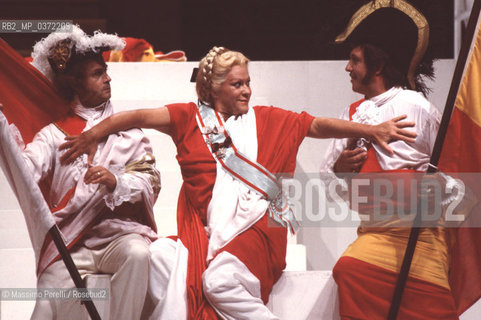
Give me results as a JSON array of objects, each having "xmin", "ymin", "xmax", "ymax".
[
  {"xmin": 59, "ymin": 107, "xmax": 170, "ymax": 164},
  {"xmin": 307, "ymin": 114, "xmax": 417, "ymax": 155}
]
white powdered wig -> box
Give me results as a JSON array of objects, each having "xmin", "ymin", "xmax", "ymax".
[{"xmin": 31, "ymin": 25, "xmax": 125, "ymax": 81}]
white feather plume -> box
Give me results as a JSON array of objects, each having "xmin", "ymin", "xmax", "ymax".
[{"xmin": 31, "ymin": 25, "xmax": 125, "ymax": 81}]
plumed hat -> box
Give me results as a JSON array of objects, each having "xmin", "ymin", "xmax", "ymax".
[
  {"xmin": 31, "ymin": 25, "xmax": 125, "ymax": 81},
  {"xmin": 335, "ymin": 0, "xmax": 430, "ymax": 90}
]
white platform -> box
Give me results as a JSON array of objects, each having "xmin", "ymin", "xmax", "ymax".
[{"xmin": 267, "ymin": 271, "xmax": 340, "ymax": 320}]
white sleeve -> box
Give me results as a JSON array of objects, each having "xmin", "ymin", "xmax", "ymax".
[
  {"xmin": 319, "ymin": 107, "xmax": 350, "ymax": 173},
  {"xmin": 103, "ymin": 150, "xmax": 161, "ymax": 211},
  {"xmin": 425, "ymin": 102, "xmax": 441, "ymax": 155},
  {"xmin": 22, "ymin": 125, "xmax": 57, "ymax": 184},
  {"xmin": 410, "ymin": 102, "xmax": 441, "ymax": 172}
]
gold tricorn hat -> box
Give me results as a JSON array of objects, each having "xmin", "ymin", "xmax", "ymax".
[{"xmin": 335, "ymin": 0, "xmax": 429, "ymax": 89}]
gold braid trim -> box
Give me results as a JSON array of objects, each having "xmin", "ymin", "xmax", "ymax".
[
  {"xmin": 53, "ymin": 123, "xmax": 70, "ymax": 136},
  {"xmin": 335, "ymin": 0, "xmax": 429, "ymax": 89},
  {"xmin": 125, "ymin": 153, "xmax": 161, "ymax": 194}
]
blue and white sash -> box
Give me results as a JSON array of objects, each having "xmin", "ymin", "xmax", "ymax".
[{"xmin": 195, "ymin": 102, "xmax": 298, "ymax": 234}]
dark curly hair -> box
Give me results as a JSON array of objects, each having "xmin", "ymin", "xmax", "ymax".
[
  {"xmin": 52, "ymin": 52, "xmax": 106, "ymax": 101},
  {"xmin": 357, "ymin": 42, "xmax": 434, "ymax": 97}
]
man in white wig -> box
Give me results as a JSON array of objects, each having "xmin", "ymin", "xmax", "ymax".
[{"xmin": 26, "ymin": 26, "xmax": 160, "ymax": 318}]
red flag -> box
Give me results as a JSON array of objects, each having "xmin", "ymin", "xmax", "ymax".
[
  {"xmin": 438, "ymin": 12, "xmax": 481, "ymax": 315},
  {"xmin": 0, "ymin": 38, "xmax": 70, "ymax": 264},
  {"xmin": 0, "ymin": 38, "xmax": 69, "ymax": 144}
]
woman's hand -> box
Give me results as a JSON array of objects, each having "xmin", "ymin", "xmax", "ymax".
[
  {"xmin": 59, "ymin": 129, "xmax": 98, "ymax": 165},
  {"xmin": 84, "ymin": 166, "xmax": 117, "ymax": 191},
  {"xmin": 372, "ymin": 115, "xmax": 417, "ymax": 155}
]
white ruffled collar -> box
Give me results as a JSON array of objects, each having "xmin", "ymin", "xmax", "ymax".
[
  {"xmin": 71, "ymin": 97, "xmax": 113, "ymax": 128},
  {"xmin": 351, "ymin": 86, "xmax": 402, "ymax": 125},
  {"xmin": 370, "ymin": 86, "xmax": 402, "ymax": 107},
  {"xmin": 68, "ymin": 98, "xmax": 114, "ymax": 184},
  {"xmin": 351, "ymin": 86, "xmax": 402, "ymax": 150}
]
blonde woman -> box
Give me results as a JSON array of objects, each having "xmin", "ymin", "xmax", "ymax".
[{"xmin": 60, "ymin": 47, "xmax": 416, "ymax": 319}]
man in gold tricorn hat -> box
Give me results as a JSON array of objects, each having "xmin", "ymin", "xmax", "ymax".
[{"xmin": 320, "ymin": 0, "xmax": 459, "ymax": 318}]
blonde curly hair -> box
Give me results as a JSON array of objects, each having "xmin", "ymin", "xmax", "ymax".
[{"xmin": 196, "ymin": 46, "xmax": 249, "ymax": 106}]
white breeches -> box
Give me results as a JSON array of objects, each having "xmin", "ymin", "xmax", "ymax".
[
  {"xmin": 147, "ymin": 238, "xmax": 188, "ymax": 320},
  {"xmin": 147, "ymin": 239, "xmax": 279, "ymax": 320},
  {"xmin": 203, "ymin": 251, "xmax": 279, "ymax": 320},
  {"xmin": 32, "ymin": 233, "xmax": 150, "ymax": 320}
]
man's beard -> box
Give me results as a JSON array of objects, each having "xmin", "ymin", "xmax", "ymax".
[{"xmin": 360, "ymin": 71, "xmax": 375, "ymax": 86}]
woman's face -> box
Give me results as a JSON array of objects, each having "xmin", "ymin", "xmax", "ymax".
[{"xmin": 212, "ymin": 64, "xmax": 251, "ymax": 119}]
